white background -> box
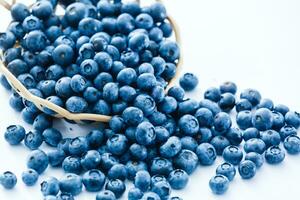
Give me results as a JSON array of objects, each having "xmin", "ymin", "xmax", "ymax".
[{"xmin": 1, "ymin": 0, "xmax": 300, "ymax": 199}]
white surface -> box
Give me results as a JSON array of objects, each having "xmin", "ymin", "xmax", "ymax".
[{"xmin": 1, "ymin": 0, "xmax": 300, "ymax": 199}]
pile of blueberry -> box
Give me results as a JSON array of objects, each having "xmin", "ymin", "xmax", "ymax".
[{"xmin": 0, "ymin": 0, "xmax": 300, "ymax": 200}]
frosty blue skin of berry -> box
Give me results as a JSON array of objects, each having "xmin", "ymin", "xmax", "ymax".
[
  {"xmin": 86, "ymin": 130, "xmax": 104, "ymax": 149},
  {"xmin": 204, "ymin": 87, "xmax": 221, "ymax": 102},
  {"xmin": 174, "ymin": 150, "xmax": 198, "ymax": 175},
  {"xmin": 137, "ymin": 73, "xmax": 157, "ymax": 91},
  {"xmin": 129, "ymin": 143, "xmax": 147, "ymax": 161},
  {"xmin": 3, "ymin": 47, "xmax": 21, "ymax": 64},
  {"xmin": 116, "ymin": 68, "xmax": 137, "ymax": 86},
  {"xmin": 210, "ymin": 136, "xmax": 230, "ymax": 155},
  {"xmin": 151, "ymin": 57, "xmax": 166, "ymax": 76},
  {"xmin": 62, "ymin": 156, "xmax": 82, "ymax": 174},
  {"xmin": 83, "ymin": 87, "xmax": 100, "ymax": 103},
  {"xmin": 4, "ymin": 125, "xmax": 26, "ymax": 145},
  {"xmin": 285, "ymin": 111, "xmax": 300, "ymax": 129},
  {"xmin": 119, "ymin": 86, "xmax": 136, "ymax": 103},
  {"xmin": 79, "ymin": 59, "xmax": 99, "ymax": 79},
  {"xmin": 93, "ymin": 99, "xmax": 111, "ymax": 115},
  {"xmin": 222, "ymin": 145, "xmax": 243, "ymax": 165},
  {"xmin": 135, "ymin": 13, "xmax": 154, "ymax": 29},
  {"xmin": 68, "ymin": 136, "xmax": 88, "ymax": 156},
  {"xmin": 9, "ymin": 92, "xmax": 24, "ymax": 111},
  {"xmin": 105, "ymin": 179, "xmax": 126, "ymax": 198},
  {"xmin": 151, "ymin": 175, "xmax": 167, "ymax": 188},
  {"xmin": 245, "ymin": 152, "xmax": 264, "ymax": 168},
  {"xmin": 149, "ymin": 27, "xmax": 163, "ymax": 42},
  {"xmin": 25, "ymin": 30, "xmax": 48, "ymax": 52},
  {"xmin": 134, "ymin": 94, "xmax": 156, "ymax": 116},
  {"xmin": 7, "ymin": 22, "xmax": 25, "ymax": 40},
  {"xmin": 65, "ymin": 64, "xmax": 80, "ymax": 78},
  {"xmin": 178, "ymin": 114, "xmax": 199, "ymax": 136},
  {"xmin": 216, "ymin": 162, "xmax": 236, "ymax": 181},
  {"xmin": 128, "ymin": 187, "xmax": 143, "ymax": 200},
  {"xmin": 209, "ymin": 174, "xmax": 229, "ymax": 195},
  {"xmin": 96, "ymin": 190, "xmax": 116, "ymax": 200},
  {"xmin": 103, "ymin": 82, "xmax": 119, "ymax": 103},
  {"xmin": 52, "ymin": 44, "xmax": 74, "ymax": 66},
  {"xmin": 162, "ymin": 62, "xmax": 176, "ymax": 81},
  {"xmin": 0, "ymin": 31, "xmax": 16, "ymax": 50},
  {"xmin": 257, "ymin": 98, "xmax": 274, "ymax": 110},
  {"xmin": 23, "ymin": 89, "xmax": 43, "ymax": 112},
  {"xmin": 243, "ymin": 127, "xmax": 260, "ymax": 141},
  {"xmin": 244, "ymin": 138, "xmax": 266, "ymax": 154},
  {"xmin": 128, "ymin": 33, "xmax": 150, "ymax": 52},
  {"xmin": 46, "ymin": 26, "xmax": 63, "ymax": 42},
  {"xmin": 7, "ymin": 59, "xmax": 29, "ymax": 76},
  {"xmin": 30, "ymin": 66, "xmax": 45, "ymax": 82},
  {"xmin": 44, "ymin": 96, "xmax": 64, "ymax": 115},
  {"xmin": 151, "ymin": 180, "xmax": 171, "ymax": 200},
  {"xmin": 112, "ymin": 101, "xmax": 128, "ymax": 115},
  {"xmin": 59, "ymin": 173, "xmax": 83, "ymax": 196},
  {"xmin": 21, "ymin": 169, "xmax": 39, "ymax": 186},
  {"xmin": 238, "ymin": 160, "xmax": 256, "ymax": 179},
  {"xmin": 47, "ymin": 149, "xmax": 66, "ymax": 167},
  {"xmin": 235, "ymin": 99, "xmax": 252, "ymax": 112},
  {"xmin": 150, "ymin": 157, "xmax": 173, "ymax": 176},
  {"xmin": 56, "ymin": 193, "xmax": 75, "ymax": 200},
  {"xmin": 27, "ymin": 149, "xmax": 49, "ymax": 174},
  {"xmin": 65, "ymin": 96, "xmax": 88, "ymax": 113},
  {"xmin": 225, "ymin": 127, "xmax": 243, "ymax": 146},
  {"xmin": 218, "ymin": 93, "xmax": 236, "ymax": 112},
  {"xmin": 252, "ymin": 108, "xmax": 273, "ymax": 131},
  {"xmin": 41, "ymin": 177, "xmax": 60, "ymax": 196},
  {"xmin": 32, "ymin": 0, "xmax": 53, "ymax": 19},
  {"xmin": 194, "ymin": 108, "xmax": 213, "ymax": 127},
  {"xmin": 213, "ymin": 112, "xmax": 232, "ymax": 133},
  {"xmin": 160, "ymin": 136, "xmax": 182, "ymax": 158},
  {"xmin": 33, "ymin": 113, "xmax": 53, "ymax": 132},
  {"xmin": 121, "ymin": 50, "xmax": 140, "ymax": 67},
  {"xmin": 94, "ymin": 52, "xmax": 113, "ymax": 72},
  {"xmin": 57, "ymin": 138, "xmax": 72, "ymax": 155},
  {"xmin": 46, "ymin": 65, "xmax": 64, "ymax": 81},
  {"xmin": 159, "ymin": 96, "xmax": 179, "ymax": 114},
  {"xmin": 274, "ymin": 104, "xmax": 290, "ymax": 116},
  {"xmin": 138, "ymin": 63, "xmax": 154, "ymax": 75},
  {"xmin": 167, "ymin": 86, "xmax": 185, "ymax": 102},
  {"xmin": 260, "ymin": 130, "xmax": 281, "ymax": 148},
  {"xmin": 107, "ymin": 134, "xmax": 129, "ymax": 156},
  {"xmin": 21, "ymin": 107, "xmax": 39, "ymax": 124},
  {"xmin": 78, "ymin": 43, "xmax": 95, "ymax": 60},
  {"xmin": 37, "ymin": 80, "xmax": 56, "ymax": 97},
  {"xmin": 93, "ymin": 72, "xmax": 113, "ymax": 90},
  {"xmin": 80, "ymin": 150, "xmax": 101, "ymax": 170},
  {"xmin": 159, "ymin": 21, "xmax": 173, "ymax": 37},
  {"xmin": 102, "ymin": 17, "xmax": 118, "ymax": 35},
  {"xmin": 24, "ymin": 131, "xmax": 43, "ymax": 150},
  {"xmin": 126, "ymin": 160, "xmax": 148, "ymax": 181},
  {"xmin": 265, "ymin": 145, "xmax": 285, "ymax": 164},
  {"xmin": 197, "ymin": 128, "xmax": 213, "ymax": 143},
  {"xmin": 180, "ymin": 136, "xmax": 198, "ymax": 152},
  {"xmin": 219, "ymin": 81, "xmax": 237, "ymax": 94},
  {"xmin": 78, "ymin": 18, "xmax": 102, "ymax": 37},
  {"xmin": 107, "ymin": 164, "xmax": 127, "ymax": 181},
  {"xmin": 179, "ymin": 73, "xmax": 198, "ymax": 91},
  {"xmin": 11, "ymin": 3, "xmax": 30, "ymax": 22},
  {"xmin": 101, "ymin": 153, "xmax": 120, "ymax": 172},
  {"xmin": 167, "ymin": 169, "xmax": 189, "ymax": 190},
  {"xmin": 159, "ymin": 40, "xmax": 179, "ymax": 62},
  {"xmin": 109, "ymin": 116, "xmax": 125, "ymax": 133},
  {"xmin": 82, "ymin": 169, "xmax": 106, "ymax": 192},
  {"xmin": 22, "ymin": 51, "xmax": 37, "ymax": 67},
  {"xmin": 284, "ymin": 135, "xmax": 300, "ymax": 154},
  {"xmin": 0, "ymin": 75, "xmax": 11, "ymax": 90},
  {"xmin": 0, "ymin": 171, "xmax": 17, "ymax": 189},
  {"xmin": 134, "ymin": 170, "xmax": 151, "ymax": 192},
  {"xmin": 135, "ymin": 122, "xmax": 156, "ymax": 146},
  {"xmin": 196, "ymin": 143, "xmax": 217, "ymax": 166},
  {"xmin": 18, "ymin": 73, "xmax": 37, "ymax": 89},
  {"xmin": 70, "ymin": 74, "xmax": 87, "ymax": 93},
  {"xmin": 236, "ymin": 110, "xmax": 252, "ymax": 130},
  {"xmin": 65, "ymin": 2, "xmax": 86, "ymax": 26},
  {"xmin": 151, "ymin": 86, "xmax": 165, "ymax": 103},
  {"xmin": 272, "ymin": 111, "xmax": 285, "ymax": 131},
  {"xmin": 141, "ymin": 192, "xmax": 161, "ymax": 200},
  {"xmin": 240, "ymin": 88, "xmax": 262, "ymax": 106}
]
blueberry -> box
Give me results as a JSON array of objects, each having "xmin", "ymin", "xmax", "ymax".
[
  {"xmin": 47, "ymin": 149, "xmax": 66, "ymax": 167},
  {"xmin": 7, "ymin": 22, "xmax": 25, "ymax": 41},
  {"xmin": 66, "ymin": 96, "xmax": 88, "ymax": 113},
  {"xmin": 169, "ymin": 197, "xmax": 183, "ymax": 200},
  {"xmin": 18, "ymin": 73, "xmax": 37, "ymax": 89},
  {"xmin": 257, "ymin": 98, "xmax": 274, "ymax": 110},
  {"xmin": 162, "ymin": 62, "xmax": 176, "ymax": 81},
  {"xmin": 0, "ymin": 75, "xmax": 11, "ymax": 90},
  {"xmin": 238, "ymin": 160, "xmax": 256, "ymax": 179},
  {"xmin": 24, "ymin": 131, "xmax": 43, "ymax": 150},
  {"xmin": 32, "ymin": 0, "xmax": 53, "ymax": 19},
  {"xmin": 41, "ymin": 177, "xmax": 60, "ymax": 196},
  {"xmin": 272, "ymin": 111, "xmax": 285, "ymax": 130},
  {"xmin": 0, "ymin": 171, "xmax": 17, "ymax": 189},
  {"xmin": 274, "ymin": 104, "xmax": 289, "ymax": 116},
  {"xmin": 46, "ymin": 65, "xmax": 64, "ymax": 81},
  {"xmin": 252, "ymin": 108, "xmax": 273, "ymax": 131},
  {"xmin": 83, "ymin": 87, "xmax": 100, "ymax": 103},
  {"xmin": 134, "ymin": 94, "xmax": 156, "ymax": 116},
  {"xmin": 260, "ymin": 130, "xmax": 281, "ymax": 148},
  {"xmin": 196, "ymin": 143, "xmax": 217, "ymax": 166},
  {"xmin": 204, "ymin": 87, "xmax": 221, "ymax": 102},
  {"xmin": 128, "ymin": 187, "xmax": 143, "ymax": 200},
  {"xmin": 52, "ymin": 44, "xmax": 74, "ymax": 66},
  {"xmin": 94, "ymin": 52, "xmax": 113, "ymax": 72},
  {"xmin": 135, "ymin": 13, "xmax": 154, "ymax": 29},
  {"xmin": 57, "ymin": 138, "xmax": 72, "ymax": 155},
  {"xmin": 218, "ymin": 93, "xmax": 236, "ymax": 112},
  {"xmin": 100, "ymin": 153, "xmax": 119, "ymax": 172},
  {"xmin": 135, "ymin": 122, "xmax": 156, "ymax": 146},
  {"xmin": 59, "ymin": 173, "xmax": 83, "ymax": 196},
  {"xmin": 245, "ymin": 152, "xmax": 264, "ymax": 168},
  {"xmin": 44, "ymin": 96, "xmax": 64, "ymax": 115},
  {"xmin": 42, "ymin": 128, "xmax": 62, "ymax": 147},
  {"xmin": 285, "ymin": 111, "xmax": 300, "ymax": 129},
  {"xmin": 21, "ymin": 108, "xmax": 39, "ymax": 124},
  {"xmin": 222, "ymin": 145, "xmax": 243, "ymax": 165},
  {"xmin": 180, "ymin": 136, "xmax": 198, "ymax": 152},
  {"xmin": 116, "ymin": 68, "xmax": 137, "ymax": 86},
  {"xmin": 78, "ymin": 18, "xmax": 102, "ymax": 37},
  {"xmin": 56, "ymin": 193, "xmax": 75, "ymax": 200},
  {"xmin": 284, "ymin": 135, "xmax": 300, "ymax": 154},
  {"xmin": 68, "ymin": 136, "xmax": 88, "ymax": 156},
  {"xmin": 198, "ymin": 128, "xmax": 213, "ymax": 143},
  {"xmin": 46, "ymin": 26, "xmax": 63, "ymax": 43},
  {"xmin": 158, "ymin": 96, "xmax": 178, "ymax": 114},
  {"xmin": 93, "ymin": 72, "xmax": 113, "ymax": 90},
  {"xmin": 82, "ymin": 169, "xmax": 106, "ymax": 192},
  {"xmin": 62, "ymin": 156, "xmax": 82, "ymax": 174},
  {"xmin": 151, "ymin": 86, "xmax": 165, "ymax": 103},
  {"xmin": 151, "ymin": 57, "xmax": 166, "ymax": 76},
  {"xmin": 265, "ymin": 145, "xmax": 285, "ymax": 164},
  {"xmin": 220, "ymin": 81, "xmax": 237, "ymax": 94},
  {"xmin": 105, "ymin": 179, "xmax": 126, "ymax": 198},
  {"xmin": 167, "ymin": 169, "xmax": 189, "ymax": 190},
  {"xmin": 26, "ymin": 30, "xmax": 48, "ymax": 53},
  {"xmin": 210, "ymin": 136, "xmax": 230, "ymax": 155},
  {"xmin": 81, "ymin": 150, "xmax": 101, "ymax": 170},
  {"xmin": 93, "ymin": 99, "xmax": 111, "ymax": 115},
  {"xmin": 107, "ymin": 134, "xmax": 128, "ymax": 156},
  {"xmin": 27, "ymin": 149, "xmax": 49, "ymax": 174},
  {"xmin": 150, "ymin": 2, "xmax": 166, "ymax": 22},
  {"xmin": 33, "ymin": 113, "xmax": 53, "ymax": 132},
  {"xmin": 213, "ymin": 112, "xmax": 232, "ymax": 133},
  {"xmin": 97, "ymin": 0, "xmax": 118, "ymax": 16},
  {"xmin": 126, "ymin": 160, "xmax": 148, "ymax": 181},
  {"xmin": 137, "ymin": 73, "xmax": 157, "ymax": 91},
  {"xmin": 179, "ymin": 73, "xmax": 198, "ymax": 91},
  {"xmin": 226, "ymin": 127, "xmax": 243, "ymax": 145},
  {"xmin": 86, "ymin": 130, "xmax": 104, "ymax": 149},
  {"xmin": 134, "ymin": 170, "xmax": 151, "ymax": 192},
  {"xmin": 4, "ymin": 125, "xmax": 26, "ymax": 145},
  {"xmin": 236, "ymin": 110, "xmax": 252, "ymax": 130},
  {"xmin": 168, "ymin": 86, "xmax": 185, "ymax": 102},
  {"xmin": 128, "ymin": 33, "xmax": 150, "ymax": 52},
  {"xmin": 150, "ymin": 157, "xmax": 173, "ymax": 176},
  {"xmin": 30, "ymin": 66, "xmax": 45, "ymax": 82},
  {"xmin": 151, "ymin": 180, "xmax": 171, "ymax": 200},
  {"xmin": 107, "ymin": 164, "xmax": 127, "ymax": 181},
  {"xmin": 7, "ymin": 59, "xmax": 29, "ymax": 76},
  {"xmin": 159, "ymin": 22, "xmax": 173, "ymax": 37},
  {"xmin": 244, "ymin": 138, "xmax": 266, "ymax": 154},
  {"xmin": 149, "ymin": 27, "xmax": 163, "ymax": 42},
  {"xmin": 11, "ymin": 3, "xmax": 30, "ymax": 22},
  {"xmin": 194, "ymin": 108, "xmax": 214, "ymax": 127},
  {"xmin": 243, "ymin": 127, "xmax": 260, "ymax": 141},
  {"xmin": 129, "ymin": 143, "xmax": 147, "ymax": 161},
  {"xmin": 21, "ymin": 169, "xmax": 39, "ymax": 186},
  {"xmin": 70, "ymin": 74, "xmax": 87, "ymax": 93},
  {"xmin": 216, "ymin": 162, "xmax": 236, "ymax": 181},
  {"xmin": 102, "ymin": 82, "xmax": 119, "ymax": 103},
  {"xmin": 141, "ymin": 192, "xmax": 161, "ymax": 200},
  {"xmin": 96, "ymin": 190, "xmax": 116, "ymax": 200},
  {"xmin": 0, "ymin": 31, "xmax": 16, "ymax": 50},
  {"xmin": 37, "ymin": 80, "xmax": 56, "ymax": 97},
  {"xmin": 235, "ymin": 99, "xmax": 252, "ymax": 112},
  {"xmin": 240, "ymin": 88, "xmax": 261, "ymax": 106},
  {"xmin": 209, "ymin": 175, "xmax": 229, "ymax": 195},
  {"xmin": 3, "ymin": 47, "xmax": 21, "ymax": 65},
  {"xmin": 160, "ymin": 136, "xmax": 182, "ymax": 158},
  {"xmin": 178, "ymin": 114, "xmax": 199, "ymax": 136},
  {"xmin": 174, "ymin": 150, "xmax": 198, "ymax": 175}
]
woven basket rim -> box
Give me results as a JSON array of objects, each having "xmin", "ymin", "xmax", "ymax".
[{"xmin": 0, "ymin": 0, "xmax": 182, "ymax": 123}]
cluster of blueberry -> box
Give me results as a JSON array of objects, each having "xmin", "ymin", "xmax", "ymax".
[
  {"xmin": 0, "ymin": 0, "xmax": 179, "ymax": 121},
  {"xmin": 0, "ymin": 0, "xmax": 300, "ymax": 200}
]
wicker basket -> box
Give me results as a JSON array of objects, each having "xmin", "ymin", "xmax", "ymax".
[{"xmin": 0, "ymin": 0, "xmax": 182, "ymax": 123}]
